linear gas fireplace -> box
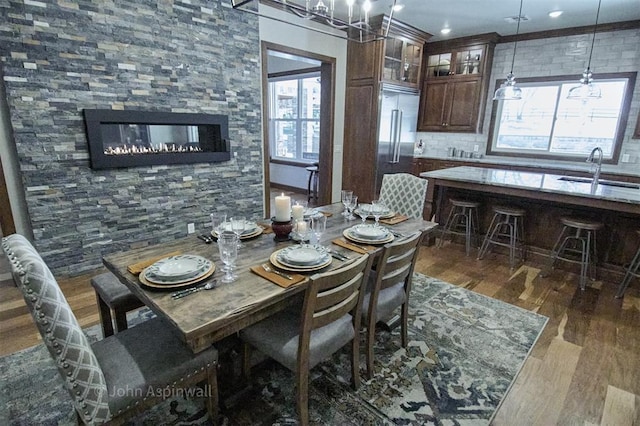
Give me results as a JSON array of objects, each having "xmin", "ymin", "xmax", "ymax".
[{"xmin": 84, "ymin": 109, "xmax": 231, "ymax": 169}]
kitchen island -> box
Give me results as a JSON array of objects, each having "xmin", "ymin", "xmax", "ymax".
[{"xmin": 420, "ymin": 166, "xmax": 640, "ymax": 275}]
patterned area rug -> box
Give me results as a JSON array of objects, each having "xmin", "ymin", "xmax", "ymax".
[{"xmin": 0, "ymin": 274, "xmax": 547, "ymax": 425}]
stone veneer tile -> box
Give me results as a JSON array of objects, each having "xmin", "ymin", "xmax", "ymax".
[{"xmin": 0, "ymin": 0, "xmax": 263, "ymax": 275}]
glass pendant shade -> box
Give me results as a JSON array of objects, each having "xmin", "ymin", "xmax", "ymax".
[
  {"xmin": 494, "ymin": 73, "xmax": 522, "ymax": 100},
  {"xmin": 493, "ymin": 0, "xmax": 524, "ymax": 101},
  {"xmin": 567, "ymin": 69, "xmax": 601, "ymax": 100}
]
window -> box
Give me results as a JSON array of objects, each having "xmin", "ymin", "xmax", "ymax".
[
  {"xmin": 269, "ymin": 72, "xmax": 321, "ymax": 162},
  {"xmin": 488, "ymin": 72, "xmax": 636, "ymax": 162}
]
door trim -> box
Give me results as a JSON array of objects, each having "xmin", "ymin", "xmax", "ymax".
[{"xmin": 260, "ymin": 41, "xmax": 336, "ymax": 214}]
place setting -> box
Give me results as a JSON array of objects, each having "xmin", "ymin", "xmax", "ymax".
[
  {"xmin": 137, "ymin": 254, "xmax": 216, "ymax": 290},
  {"xmin": 210, "ymin": 215, "xmax": 263, "ymax": 241}
]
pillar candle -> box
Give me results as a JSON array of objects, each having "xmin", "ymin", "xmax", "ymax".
[
  {"xmin": 274, "ymin": 193, "xmax": 291, "ymax": 222},
  {"xmin": 291, "ymin": 204, "xmax": 304, "ymax": 221}
]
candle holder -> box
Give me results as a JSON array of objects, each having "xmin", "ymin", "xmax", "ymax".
[{"xmin": 271, "ymin": 217, "xmax": 293, "ymax": 242}]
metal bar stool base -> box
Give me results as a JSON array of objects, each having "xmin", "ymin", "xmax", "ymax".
[
  {"xmin": 543, "ymin": 217, "xmax": 603, "ymax": 291},
  {"xmin": 437, "ymin": 199, "xmax": 480, "ymax": 256},
  {"xmin": 615, "ymin": 230, "xmax": 640, "ymax": 298},
  {"xmin": 477, "ymin": 206, "xmax": 526, "ymax": 270}
]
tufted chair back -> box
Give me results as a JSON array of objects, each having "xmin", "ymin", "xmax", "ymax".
[
  {"xmin": 379, "ymin": 173, "xmax": 428, "ymax": 219},
  {"xmin": 2, "ymin": 234, "xmax": 111, "ymax": 424}
]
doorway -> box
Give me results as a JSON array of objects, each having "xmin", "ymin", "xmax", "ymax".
[{"xmin": 261, "ymin": 42, "xmax": 335, "ymax": 215}]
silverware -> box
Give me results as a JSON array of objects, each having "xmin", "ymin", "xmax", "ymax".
[
  {"xmin": 171, "ymin": 280, "xmax": 217, "ymax": 299},
  {"xmin": 328, "ymin": 250, "xmax": 350, "ymax": 261},
  {"xmin": 198, "ymin": 234, "xmax": 213, "ymax": 244},
  {"xmin": 262, "ymin": 263, "xmax": 293, "ymax": 280}
]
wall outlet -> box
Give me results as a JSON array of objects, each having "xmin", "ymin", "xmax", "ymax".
[
  {"xmin": 622, "ymin": 153, "xmax": 630, "ymax": 163},
  {"xmin": 473, "ymin": 144, "xmax": 479, "ymax": 153},
  {"xmin": 187, "ymin": 223, "xmax": 195, "ymax": 234}
]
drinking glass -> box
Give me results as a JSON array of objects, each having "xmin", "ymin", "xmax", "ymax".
[
  {"xmin": 371, "ymin": 199, "xmax": 386, "ymax": 227},
  {"xmin": 310, "ymin": 215, "xmax": 326, "ymax": 245},
  {"xmin": 230, "ymin": 216, "xmax": 246, "ymax": 247},
  {"xmin": 294, "ymin": 218, "xmax": 311, "ymax": 244},
  {"xmin": 210, "ymin": 212, "xmax": 227, "ymax": 236},
  {"xmin": 218, "ymin": 232, "xmax": 238, "ymax": 283},
  {"xmin": 347, "ymin": 195, "xmax": 358, "ymax": 220},
  {"xmin": 341, "ymin": 190, "xmax": 353, "ymax": 217}
]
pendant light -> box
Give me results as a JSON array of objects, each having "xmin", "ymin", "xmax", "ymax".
[
  {"xmin": 567, "ymin": 0, "xmax": 602, "ymax": 100},
  {"xmin": 494, "ymin": 0, "xmax": 524, "ymax": 101}
]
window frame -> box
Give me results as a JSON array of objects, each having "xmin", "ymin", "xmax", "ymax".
[
  {"xmin": 487, "ymin": 72, "xmax": 636, "ymax": 164},
  {"xmin": 268, "ymin": 69, "xmax": 321, "ymax": 164}
]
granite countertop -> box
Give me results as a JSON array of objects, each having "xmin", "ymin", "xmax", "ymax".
[
  {"xmin": 413, "ymin": 154, "xmax": 640, "ymax": 178},
  {"xmin": 420, "ymin": 166, "xmax": 640, "ymax": 206}
]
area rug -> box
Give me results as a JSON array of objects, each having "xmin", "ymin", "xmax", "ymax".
[{"xmin": 0, "ymin": 274, "xmax": 547, "ymax": 425}]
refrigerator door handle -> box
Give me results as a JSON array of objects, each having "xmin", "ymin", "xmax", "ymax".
[
  {"xmin": 393, "ymin": 110, "xmax": 403, "ymax": 163},
  {"xmin": 388, "ymin": 109, "xmax": 399, "ymax": 162}
]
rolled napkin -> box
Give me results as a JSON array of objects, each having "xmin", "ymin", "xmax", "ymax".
[
  {"xmin": 332, "ymin": 238, "xmax": 374, "ymax": 254},
  {"xmin": 380, "ymin": 214, "xmax": 409, "ymax": 225},
  {"xmin": 250, "ymin": 265, "xmax": 305, "ymax": 288},
  {"xmin": 127, "ymin": 250, "xmax": 182, "ymax": 275}
]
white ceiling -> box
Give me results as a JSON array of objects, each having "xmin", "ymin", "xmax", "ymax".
[{"xmin": 363, "ymin": 0, "xmax": 640, "ymax": 41}]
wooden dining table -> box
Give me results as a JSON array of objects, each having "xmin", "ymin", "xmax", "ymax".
[{"xmin": 102, "ymin": 203, "xmax": 438, "ymax": 353}]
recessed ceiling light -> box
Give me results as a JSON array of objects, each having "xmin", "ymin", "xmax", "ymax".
[
  {"xmin": 549, "ymin": 10, "xmax": 563, "ymax": 18},
  {"xmin": 392, "ymin": 4, "xmax": 404, "ymax": 12},
  {"xmin": 441, "ymin": 28, "xmax": 451, "ymax": 35}
]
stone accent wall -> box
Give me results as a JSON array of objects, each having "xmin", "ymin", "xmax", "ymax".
[{"xmin": 0, "ymin": 0, "xmax": 263, "ymax": 275}]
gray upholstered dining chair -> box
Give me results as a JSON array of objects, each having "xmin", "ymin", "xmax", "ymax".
[
  {"xmin": 362, "ymin": 231, "xmax": 423, "ymax": 378},
  {"xmin": 379, "ymin": 172, "xmax": 428, "ymax": 219},
  {"xmin": 2, "ymin": 234, "xmax": 219, "ymax": 425},
  {"xmin": 240, "ymin": 254, "xmax": 371, "ymax": 426}
]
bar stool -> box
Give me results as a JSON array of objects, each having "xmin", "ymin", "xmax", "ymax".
[
  {"xmin": 544, "ymin": 217, "xmax": 603, "ymax": 290},
  {"xmin": 306, "ymin": 163, "xmax": 319, "ymax": 203},
  {"xmin": 615, "ymin": 230, "xmax": 640, "ymax": 298},
  {"xmin": 437, "ymin": 198, "xmax": 480, "ymax": 256},
  {"xmin": 91, "ymin": 272, "xmax": 144, "ymax": 337},
  {"xmin": 477, "ymin": 205, "xmax": 526, "ymax": 270}
]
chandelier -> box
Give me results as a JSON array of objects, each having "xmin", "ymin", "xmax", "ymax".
[{"xmin": 231, "ymin": 0, "xmax": 396, "ymax": 41}]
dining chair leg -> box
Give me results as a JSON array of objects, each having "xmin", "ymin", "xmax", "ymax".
[
  {"xmin": 351, "ymin": 330, "xmax": 360, "ymax": 389},
  {"xmin": 206, "ymin": 365, "xmax": 219, "ymax": 425},
  {"xmin": 296, "ymin": 367, "xmax": 310, "ymax": 426},
  {"xmin": 401, "ymin": 301, "xmax": 409, "ymax": 348},
  {"xmin": 365, "ymin": 317, "xmax": 376, "ymax": 379}
]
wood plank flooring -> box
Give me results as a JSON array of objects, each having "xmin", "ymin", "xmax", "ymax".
[{"xmin": 1, "ymin": 240, "xmax": 639, "ymax": 424}]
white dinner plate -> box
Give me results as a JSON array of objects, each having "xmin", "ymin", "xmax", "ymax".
[
  {"xmin": 351, "ymin": 224, "xmax": 389, "ymax": 240},
  {"xmin": 212, "ymin": 221, "xmax": 263, "ymax": 239},
  {"xmin": 276, "ymin": 244, "xmax": 330, "ymax": 268},
  {"xmin": 146, "ymin": 255, "xmax": 210, "ymax": 280},
  {"xmin": 343, "ymin": 227, "xmax": 394, "ymax": 245},
  {"xmin": 144, "ymin": 256, "xmax": 213, "ymax": 285}
]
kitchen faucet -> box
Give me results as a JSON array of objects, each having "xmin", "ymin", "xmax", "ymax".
[{"xmin": 586, "ymin": 146, "xmax": 603, "ymax": 184}]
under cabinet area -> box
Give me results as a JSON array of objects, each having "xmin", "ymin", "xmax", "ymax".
[{"xmin": 417, "ymin": 33, "xmax": 498, "ymax": 133}]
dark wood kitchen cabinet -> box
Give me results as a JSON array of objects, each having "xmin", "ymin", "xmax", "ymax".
[
  {"xmin": 418, "ymin": 33, "xmax": 498, "ymax": 133},
  {"xmin": 342, "ymin": 17, "xmax": 431, "ymax": 201}
]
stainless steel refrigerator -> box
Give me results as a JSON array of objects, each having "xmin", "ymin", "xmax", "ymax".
[{"xmin": 375, "ymin": 84, "xmax": 421, "ymax": 194}]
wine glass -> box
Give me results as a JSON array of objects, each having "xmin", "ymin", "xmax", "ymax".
[
  {"xmin": 341, "ymin": 190, "xmax": 353, "ymax": 217},
  {"xmin": 347, "ymin": 195, "xmax": 358, "ymax": 220},
  {"xmin": 310, "ymin": 215, "xmax": 326, "ymax": 245},
  {"xmin": 371, "ymin": 199, "xmax": 386, "ymax": 227},
  {"xmin": 356, "ymin": 202, "xmax": 369, "ymax": 225},
  {"xmin": 230, "ymin": 216, "xmax": 246, "ymax": 247},
  {"xmin": 218, "ymin": 232, "xmax": 238, "ymax": 283},
  {"xmin": 293, "ymin": 218, "xmax": 311, "ymax": 244}
]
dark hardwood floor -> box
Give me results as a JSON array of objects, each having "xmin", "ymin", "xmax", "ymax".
[{"xmin": 1, "ymin": 237, "xmax": 638, "ymax": 424}]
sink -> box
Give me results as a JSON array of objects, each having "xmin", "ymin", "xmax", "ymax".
[{"xmin": 558, "ymin": 176, "xmax": 640, "ymax": 189}]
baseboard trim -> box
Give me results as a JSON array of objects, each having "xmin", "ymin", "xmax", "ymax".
[{"xmin": 270, "ymin": 183, "xmax": 306, "ymax": 194}]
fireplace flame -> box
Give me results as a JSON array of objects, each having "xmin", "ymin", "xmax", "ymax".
[{"xmin": 104, "ymin": 143, "xmax": 203, "ymax": 156}]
